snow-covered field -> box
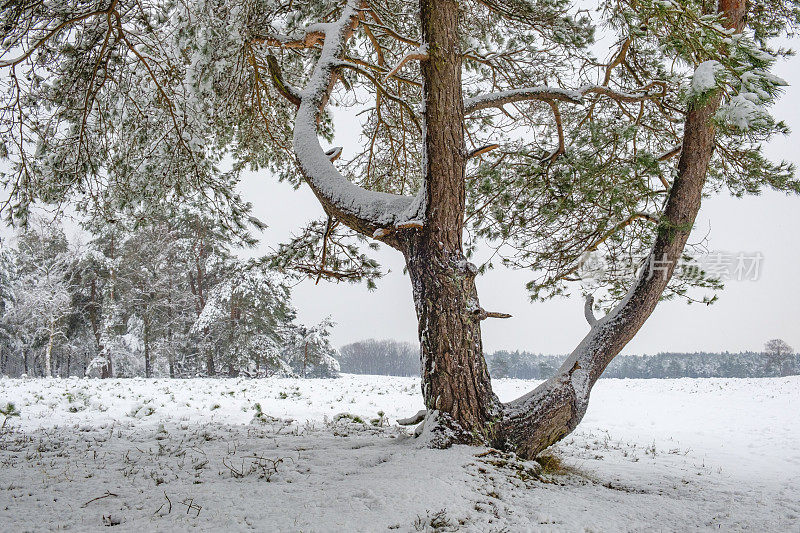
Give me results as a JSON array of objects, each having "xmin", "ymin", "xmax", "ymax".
[{"xmin": 1, "ymin": 375, "xmax": 798, "ymax": 532}]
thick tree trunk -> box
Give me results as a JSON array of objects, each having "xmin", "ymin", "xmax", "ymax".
[
  {"xmin": 403, "ymin": 0, "xmax": 497, "ymax": 436},
  {"xmin": 404, "ymin": 241, "xmax": 496, "ymax": 435}
]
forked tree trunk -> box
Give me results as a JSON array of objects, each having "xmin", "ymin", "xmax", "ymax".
[
  {"xmin": 400, "ymin": 0, "xmax": 746, "ymax": 456},
  {"xmin": 404, "ymin": 0, "xmax": 745, "ymax": 457},
  {"xmin": 284, "ymin": 0, "xmax": 746, "ymax": 458}
]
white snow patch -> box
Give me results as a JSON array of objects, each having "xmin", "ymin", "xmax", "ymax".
[
  {"xmin": 690, "ymin": 60, "xmax": 723, "ymax": 97},
  {"xmin": 1, "ymin": 375, "xmax": 798, "ymax": 531}
]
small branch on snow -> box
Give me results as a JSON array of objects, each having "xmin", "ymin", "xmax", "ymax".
[
  {"xmin": 397, "ymin": 409, "xmax": 427, "ymax": 426},
  {"xmin": 154, "ymin": 491, "xmax": 172, "ymax": 516},
  {"xmin": 325, "ymin": 147, "xmax": 343, "ymax": 162},
  {"xmin": 81, "ymin": 491, "xmax": 119, "ymax": 508},
  {"xmin": 584, "ymin": 295, "xmax": 598, "ymax": 327}
]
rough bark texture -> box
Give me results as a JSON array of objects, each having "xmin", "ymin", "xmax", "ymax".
[
  {"xmin": 401, "ymin": 0, "xmax": 496, "ymax": 436},
  {"xmin": 403, "ymin": 239, "xmax": 497, "ymax": 435}
]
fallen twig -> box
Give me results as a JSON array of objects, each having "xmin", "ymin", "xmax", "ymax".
[{"xmin": 81, "ymin": 491, "xmax": 118, "ymax": 508}]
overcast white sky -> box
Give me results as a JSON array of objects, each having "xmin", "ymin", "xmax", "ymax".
[{"xmin": 238, "ymin": 51, "xmax": 800, "ymax": 355}]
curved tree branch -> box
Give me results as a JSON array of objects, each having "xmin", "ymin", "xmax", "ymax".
[
  {"xmin": 583, "ymin": 295, "xmax": 598, "ymax": 327},
  {"xmin": 288, "ymin": 0, "xmax": 422, "ymax": 246},
  {"xmin": 265, "ymin": 54, "xmax": 302, "ymax": 107},
  {"xmin": 498, "ymin": 0, "xmax": 748, "ymax": 459},
  {"xmin": 464, "ymin": 83, "xmax": 666, "ymax": 115},
  {"xmin": 465, "ymin": 86, "xmax": 583, "ymax": 114}
]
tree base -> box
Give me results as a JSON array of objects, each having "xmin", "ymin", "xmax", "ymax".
[{"xmin": 413, "ymin": 410, "xmax": 481, "ymax": 449}]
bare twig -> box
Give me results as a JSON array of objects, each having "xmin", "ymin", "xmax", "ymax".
[{"xmin": 81, "ymin": 491, "xmax": 119, "ymax": 508}]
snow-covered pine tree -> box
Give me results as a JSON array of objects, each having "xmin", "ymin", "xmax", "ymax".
[
  {"xmin": 283, "ymin": 318, "xmax": 340, "ymax": 377},
  {"xmin": 3, "ymin": 220, "xmax": 78, "ymax": 377},
  {"xmin": 192, "ymin": 263, "xmax": 306, "ymax": 377},
  {"xmin": 1, "ymin": 0, "xmax": 799, "ymax": 455},
  {"xmin": 0, "ymin": 242, "xmax": 15, "ymax": 374}
]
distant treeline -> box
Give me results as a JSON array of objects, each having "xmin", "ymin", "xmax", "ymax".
[
  {"xmin": 338, "ymin": 339, "xmax": 418, "ymax": 376},
  {"xmin": 487, "ymin": 350, "xmax": 799, "ymax": 379},
  {"xmin": 339, "ymin": 340, "xmax": 799, "ymax": 379}
]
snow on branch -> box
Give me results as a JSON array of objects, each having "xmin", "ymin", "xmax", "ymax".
[
  {"xmin": 289, "ymin": 0, "xmax": 423, "ymax": 240},
  {"xmin": 383, "ymin": 45, "xmax": 429, "ymax": 82},
  {"xmin": 464, "ymin": 86, "xmax": 583, "ymax": 114},
  {"xmin": 325, "ymin": 147, "xmax": 343, "ymax": 162},
  {"xmin": 584, "ymin": 295, "xmax": 598, "ymax": 327},
  {"xmin": 464, "ymin": 83, "xmax": 667, "ymax": 115},
  {"xmin": 397, "ymin": 410, "xmax": 427, "ymax": 426}
]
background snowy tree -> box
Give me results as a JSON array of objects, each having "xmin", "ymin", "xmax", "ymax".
[
  {"xmin": 0, "ymin": 216, "xmax": 337, "ymax": 378},
  {"xmin": 193, "ymin": 265, "xmax": 316, "ymax": 377},
  {"xmin": 763, "ymin": 338, "xmax": 795, "ymax": 376},
  {"xmin": 1, "ymin": 0, "xmax": 799, "ymax": 455},
  {"xmin": 0, "ymin": 242, "xmax": 15, "ymax": 374},
  {"xmin": 282, "ymin": 318, "xmax": 340, "ymax": 377},
  {"xmin": 3, "ymin": 221, "xmax": 79, "ymax": 376},
  {"xmin": 112, "ymin": 219, "xmax": 186, "ymax": 377}
]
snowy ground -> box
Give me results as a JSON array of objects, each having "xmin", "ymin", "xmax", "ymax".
[{"xmin": 1, "ymin": 375, "xmax": 798, "ymax": 532}]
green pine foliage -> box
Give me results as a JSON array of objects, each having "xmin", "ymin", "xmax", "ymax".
[{"xmin": 1, "ymin": 0, "xmax": 798, "ymax": 310}]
